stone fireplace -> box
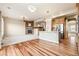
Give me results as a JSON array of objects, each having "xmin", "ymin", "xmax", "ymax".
[
  {"xmin": 24, "ymin": 21, "xmax": 34, "ymax": 34},
  {"xmin": 26, "ymin": 27, "xmax": 33, "ymax": 34}
]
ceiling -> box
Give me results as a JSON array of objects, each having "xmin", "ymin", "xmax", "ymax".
[{"xmin": 0, "ymin": 3, "xmax": 76, "ymax": 20}]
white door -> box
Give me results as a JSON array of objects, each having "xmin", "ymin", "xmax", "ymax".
[{"xmin": 67, "ymin": 20, "xmax": 77, "ymax": 45}]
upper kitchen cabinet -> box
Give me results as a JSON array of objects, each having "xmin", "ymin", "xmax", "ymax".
[
  {"xmin": 24, "ymin": 21, "xmax": 34, "ymax": 27},
  {"xmin": 34, "ymin": 21, "xmax": 46, "ymax": 31}
]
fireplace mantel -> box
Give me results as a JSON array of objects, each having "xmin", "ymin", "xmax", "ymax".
[{"xmin": 25, "ymin": 21, "xmax": 34, "ymax": 34}]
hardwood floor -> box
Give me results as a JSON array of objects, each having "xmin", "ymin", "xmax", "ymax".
[{"xmin": 0, "ymin": 39, "xmax": 78, "ymax": 56}]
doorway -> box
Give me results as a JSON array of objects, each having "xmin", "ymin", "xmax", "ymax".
[{"xmin": 65, "ymin": 16, "xmax": 77, "ymax": 45}]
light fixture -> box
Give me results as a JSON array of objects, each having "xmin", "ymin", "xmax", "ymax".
[
  {"xmin": 7, "ymin": 7, "xmax": 11, "ymax": 9},
  {"xmin": 37, "ymin": 24, "xmax": 40, "ymax": 27},
  {"xmin": 28, "ymin": 23, "xmax": 31, "ymax": 26},
  {"xmin": 45, "ymin": 9, "xmax": 51, "ymax": 15},
  {"xmin": 21, "ymin": 16, "xmax": 28, "ymax": 20},
  {"xmin": 28, "ymin": 5, "xmax": 36, "ymax": 12}
]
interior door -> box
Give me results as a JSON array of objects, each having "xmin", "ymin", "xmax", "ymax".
[{"xmin": 67, "ymin": 19, "xmax": 77, "ymax": 45}]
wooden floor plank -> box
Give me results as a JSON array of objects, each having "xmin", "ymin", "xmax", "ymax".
[
  {"xmin": 15, "ymin": 44, "xmax": 31, "ymax": 56},
  {"xmin": 22, "ymin": 42, "xmax": 49, "ymax": 56},
  {"xmin": 0, "ymin": 39, "xmax": 78, "ymax": 56},
  {"xmin": 6, "ymin": 46, "xmax": 17, "ymax": 56},
  {"xmin": 0, "ymin": 47, "xmax": 7, "ymax": 56},
  {"xmin": 22, "ymin": 42, "xmax": 45, "ymax": 56},
  {"xmin": 33, "ymin": 40, "xmax": 77, "ymax": 56},
  {"xmin": 30, "ymin": 40, "xmax": 63, "ymax": 56},
  {"xmin": 36, "ymin": 40, "xmax": 78, "ymax": 55},
  {"xmin": 13, "ymin": 45, "xmax": 23, "ymax": 56}
]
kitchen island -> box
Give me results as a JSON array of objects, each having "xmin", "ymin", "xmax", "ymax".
[{"xmin": 39, "ymin": 31, "xmax": 59, "ymax": 43}]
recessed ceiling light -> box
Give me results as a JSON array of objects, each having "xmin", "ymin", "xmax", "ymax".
[
  {"xmin": 28, "ymin": 5, "xmax": 36, "ymax": 12},
  {"xmin": 45, "ymin": 9, "xmax": 51, "ymax": 14},
  {"xmin": 7, "ymin": 7, "xmax": 11, "ymax": 9},
  {"xmin": 21, "ymin": 16, "xmax": 29, "ymax": 20},
  {"xmin": 46, "ymin": 10, "xmax": 50, "ymax": 13}
]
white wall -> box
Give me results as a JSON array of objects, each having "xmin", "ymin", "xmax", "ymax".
[
  {"xmin": 2, "ymin": 18, "xmax": 38, "ymax": 46},
  {"xmin": 2, "ymin": 35, "xmax": 38, "ymax": 46},
  {"xmin": 2, "ymin": 17, "xmax": 59, "ymax": 46},
  {"xmin": 4, "ymin": 18, "xmax": 25, "ymax": 37}
]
